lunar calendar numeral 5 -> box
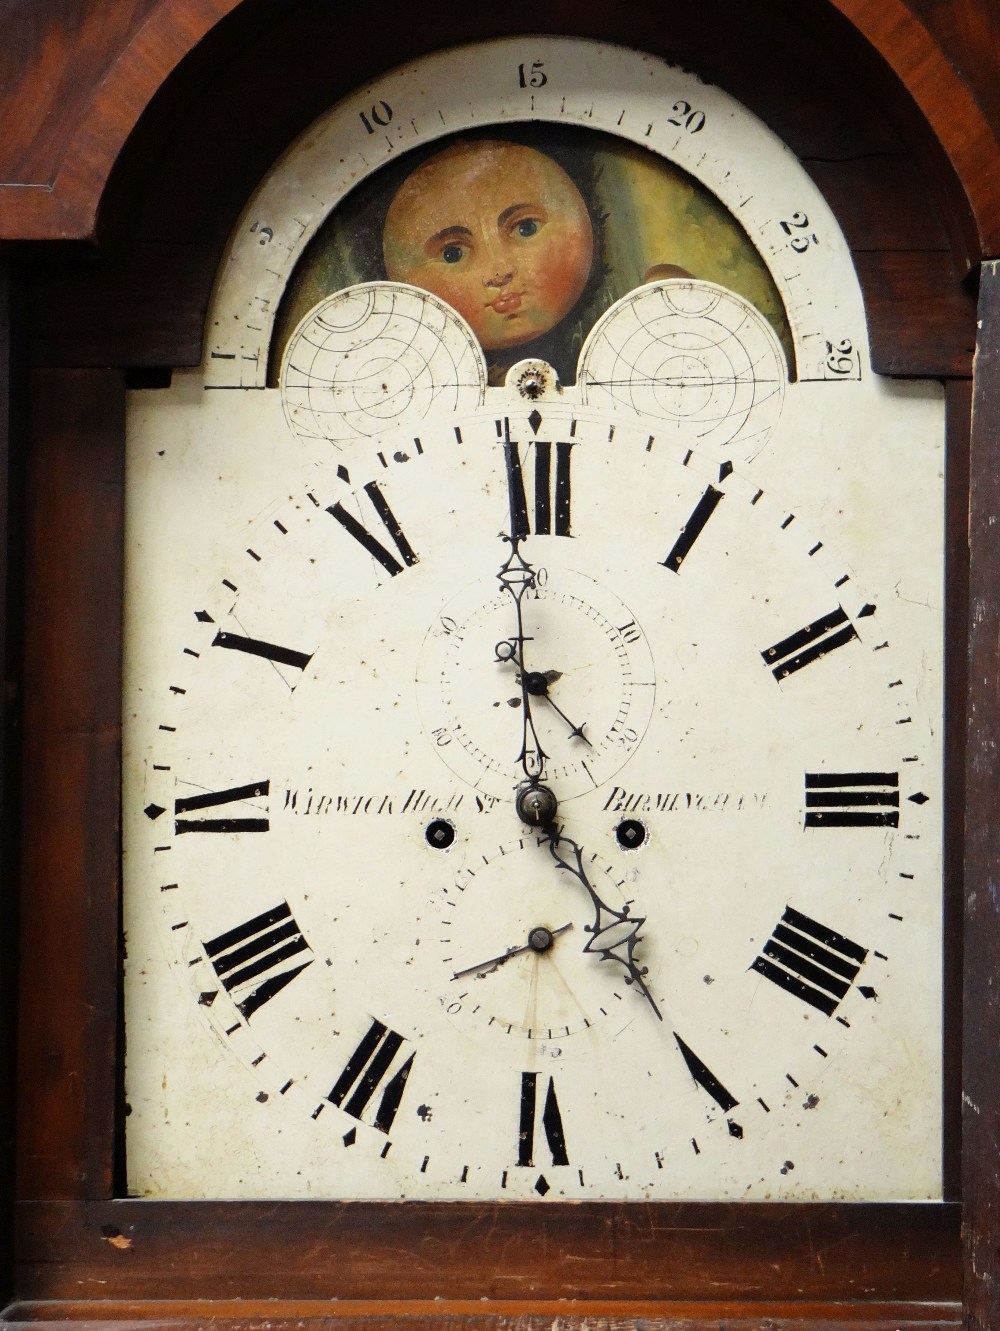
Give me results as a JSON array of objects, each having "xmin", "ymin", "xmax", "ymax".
[
  {"xmin": 174, "ymin": 780, "xmax": 269, "ymax": 834},
  {"xmin": 804, "ymin": 771, "xmax": 899, "ymax": 828},
  {"xmin": 203, "ymin": 901, "xmax": 313, "ymax": 1020},
  {"xmin": 518, "ymin": 1071, "xmax": 569, "ymax": 1166},
  {"xmin": 328, "ymin": 481, "xmax": 418, "ymax": 576},
  {"xmin": 750, "ymin": 906, "xmax": 868, "ymax": 1015},
  {"xmin": 328, "ymin": 1019, "xmax": 415, "ymax": 1134},
  {"xmin": 505, "ymin": 439, "xmax": 574, "ymax": 538}
]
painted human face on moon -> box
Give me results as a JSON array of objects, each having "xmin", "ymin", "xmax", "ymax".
[{"xmin": 382, "ymin": 140, "xmax": 594, "ymax": 352}]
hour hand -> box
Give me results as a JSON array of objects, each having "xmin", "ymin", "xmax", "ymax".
[{"xmin": 546, "ymin": 828, "xmax": 662, "ymax": 1020}]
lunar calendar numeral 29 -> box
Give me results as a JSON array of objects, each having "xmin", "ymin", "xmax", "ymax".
[{"xmin": 750, "ymin": 906, "xmax": 868, "ymax": 1015}]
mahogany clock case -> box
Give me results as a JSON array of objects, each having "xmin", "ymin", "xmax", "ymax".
[{"xmin": 1, "ymin": 0, "xmax": 998, "ymax": 1326}]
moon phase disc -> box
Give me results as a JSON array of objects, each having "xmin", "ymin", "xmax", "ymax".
[
  {"xmin": 578, "ymin": 280, "xmax": 787, "ymax": 459},
  {"xmin": 280, "ymin": 282, "xmax": 487, "ymax": 445}
]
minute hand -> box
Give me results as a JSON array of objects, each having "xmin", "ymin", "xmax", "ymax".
[
  {"xmin": 546, "ymin": 828, "xmax": 662, "ymax": 1020},
  {"xmin": 496, "ymin": 534, "xmax": 547, "ymax": 781}
]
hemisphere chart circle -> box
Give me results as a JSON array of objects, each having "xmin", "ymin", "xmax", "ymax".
[
  {"xmin": 578, "ymin": 279, "xmax": 788, "ymax": 459},
  {"xmin": 280, "ymin": 282, "xmax": 487, "ymax": 445}
]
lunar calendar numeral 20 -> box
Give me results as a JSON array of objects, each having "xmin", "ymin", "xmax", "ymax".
[
  {"xmin": 505, "ymin": 439, "xmax": 574, "ymax": 537},
  {"xmin": 750, "ymin": 906, "xmax": 868, "ymax": 1015},
  {"xmin": 328, "ymin": 481, "xmax": 418, "ymax": 576},
  {"xmin": 328, "ymin": 1019, "xmax": 415, "ymax": 1134},
  {"xmin": 203, "ymin": 901, "xmax": 313, "ymax": 1020}
]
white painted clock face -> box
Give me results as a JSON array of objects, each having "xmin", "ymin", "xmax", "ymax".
[{"xmin": 122, "ymin": 37, "xmax": 944, "ymax": 1203}]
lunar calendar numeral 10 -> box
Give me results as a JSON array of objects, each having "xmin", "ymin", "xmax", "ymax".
[
  {"xmin": 328, "ymin": 481, "xmax": 418, "ymax": 577},
  {"xmin": 750, "ymin": 906, "xmax": 868, "ymax": 1015},
  {"xmin": 328, "ymin": 1019, "xmax": 415, "ymax": 1134},
  {"xmin": 505, "ymin": 438, "xmax": 574, "ymax": 538},
  {"xmin": 804, "ymin": 772, "xmax": 899, "ymax": 828},
  {"xmin": 203, "ymin": 901, "xmax": 313, "ymax": 1020}
]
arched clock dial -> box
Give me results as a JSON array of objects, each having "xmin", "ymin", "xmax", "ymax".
[
  {"xmin": 124, "ymin": 32, "xmax": 945, "ymax": 1209},
  {"xmin": 124, "ymin": 401, "xmax": 942, "ymax": 1202}
]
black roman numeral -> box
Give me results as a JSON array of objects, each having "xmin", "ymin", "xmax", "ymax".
[
  {"xmin": 674, "ymin": 1033, "xmax": 739, "ymax": 1112},
  {"xmin": 517, "ymin": 1072, "xmax": 569, "ymax": 1166},
  {"xmin": 662, "ymin": 485, "xmax": 724, "ymax": 572},
  {"xmin": 750, "ymin": 906, "xmax": 868, "ymax": 1015},
  {"xmin": 174, "ymin": 780, "xmax": 269, "ymax": 833},
  {"xmin": 505, "ymin": 439, "xmax": 574, "ymax": 538},
  {"xmin": 762, "ymin": 606, "xmax": 858, "ymax": 679},
  {"xmin": 203, "ymin": 901, "xmax": 312, "ymax": 1020},
  {"xmin": 211, "ymin": 630, "xmax": 313, "ymax": 672},
  {"xmin": 804, "ymin": 771, "xmax": 899, "ymax": 828},
  {"xmin": 328, "ymin": 1018, "xmax": 415, "ymax": 1134},
  {"xmin": 327, "ymin": 481, "xmax": 418, "ymax": 576}
]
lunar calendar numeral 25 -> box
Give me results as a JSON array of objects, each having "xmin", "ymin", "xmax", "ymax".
[
  {"xmin": 328, "ymin": 481, "xmax": 418, "ymax": 576},
  {"xmin": 505, "ymin": 439, "xmax": 574, "ymax": 538},
  {"xmin": 203, "ymin": 901, "xmax": 313, "ymax": 1020}
]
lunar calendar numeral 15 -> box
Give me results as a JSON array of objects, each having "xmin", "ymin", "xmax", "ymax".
[
  {"xmin": 750, "ymin": 906, "xmax": 868, "ymax": 1015},
  {"xmin": 805, "ymin": 771, "xmax": 899, "ymax": 828},
  {"xmin": 505, "ymin": 439, "xmax": 574, "ymax": 538},
  {"xmin": 762, "ymin": 606, "xmax": 858, "ymax": 679},
  {"xmin": 328, "ymin": 1019, "xmax": 415, "ymax": 1134},
  {"xmin": 328, "ymin": 481, "xmax": 418, "ymax": 576},
  {"xmin": 174, "ymin": 780, "xmax": 269, "ymax": 834},
  {"xmin": 203, "ymin": 901, "xmax": 312, "ymax": 1020},
  {"xmin": 518, "ymin": 1072, "xmax": 569, "ymax": 1166}
]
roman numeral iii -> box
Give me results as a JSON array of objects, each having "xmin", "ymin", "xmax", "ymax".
[
  {"xmin": 750, "ymin": 906, "xmax": 868, "ymax": 1015},
  {"xmin": 328, "ymin": 1018, "xmax": 415, "ymax": 1134},
  {"xmin": 203, "ymin": 900, "xmax": 312, "ymax": 1020},
  {"xmin": 804, "ymin": 771, "xmax": 899, "ymax": 827}
]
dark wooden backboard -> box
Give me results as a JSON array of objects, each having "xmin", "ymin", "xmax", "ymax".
[{"xmin": 2, "ymin": 0, "xmax": 999, "ymax": 1326}]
